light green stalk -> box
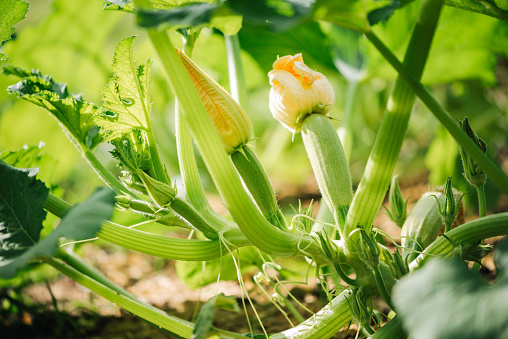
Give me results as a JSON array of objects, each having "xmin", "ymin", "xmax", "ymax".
[
  {"xmin": 145, "ymin": 29, "xmax": 322, "ymax": 258},
  {"xmin": 225, "ymin": 34, "xmax": 249, "ymax": 112},
  {"xmin": 345, "ymin": 0, "xmax": 444, "ymax": 240},
  {"xmin": 302, "ymin": 114, "xmax": 353, "ymax": 235},
  {"xmin": 364, "ymin": 32, "xmax": 508, "ymax": 196}
]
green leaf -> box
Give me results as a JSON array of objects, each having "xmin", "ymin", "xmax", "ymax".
[
  {"xmin": 238, "ymin": 21, "xmax": 335, "ymax": 75},
  {"xmin": 445, "ymin": 0, "xmax": 508, "ymax": 22},
  {"xmin": 136, "ymin": 2, "xmax": 243, "ymax": 36},
  {"xmin": 0, "ymin": 186, "xmax": 116, "ymax": 280},
  {"xmin": 96, "ymin": 36, "xmax": 152, "ymax": 142},
  {"xmin": 0, "ymin": 0, "xmax": 29, "ymax": 64},
  {"xmin": 313, "ymin": 0, "xmax": 391, "ymax": 33},
  {"xmin": 5, "ymin": 66, "xmax": 103, "ymax": 149},
  {"xmin": 0, "ymin": 143, "xmax": 57, "ymax": 184},
  {"xmin": 192, "ymin": 293, "xmax": 240, "ymax": 339},
  {"xmin": 228, "ymin": 0, "xmax": 312, "ymax": 31},
  {"xmin": 110, "ymin": 130, "xmax": 152, "ymax": 174},
  {"xmin": 0, "ymin": 162, "xmax": 49, "ymax": 261},
  {"xmin": 393, "ymin": 237, "xmax": 508, "ymax": 339}
]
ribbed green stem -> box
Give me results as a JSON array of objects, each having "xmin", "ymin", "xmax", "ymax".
[
  {"xmin": 146, "ymin": 129, "xmax": 170, "ymax": 184},
  {"xmin": 270, "ymin": 289, "xmax": 352, "ymax": 339},
  {"xmin": 231, "ymin": 145, "xmax": 287, "ymax": 230},
  {"xmin": 477, "ymin": 184, "xmax": 487, "ymax": 218},
  {"xmin": 302, "ymin": 114, "xmax": 353, "ymax": 236},
  {"xmin": 225, "ymin": 34, "xmax": 249, "ymax": 112},
  {"xmin": 369, "ymin": 315, "xmax": 407, "ymax": 339},
  {"xmin": 44, "ymin": 193, "xmax": 250, "ymax": 261},
  {"xmin": 45, "ymin": 256, "xmax": 195, "ymax": 338},
  {"xmin": 145, "ymin": 28, "xmax": 313, "ymax": 257},
  {"xmin": 345, "ymin": 0, "xmax": 444, "ymax": 240},
  {"xmin": 409, "ymin": 212, "xmax": 508, "ymax": 269},
  {"xmin": 365, "ymin": 32, "xmax": 508, "ymax": 197}
]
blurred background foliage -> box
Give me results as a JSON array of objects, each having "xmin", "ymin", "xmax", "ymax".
[{"xmin": 1, "ymin": 0, "xmax": 507, "ymax": 218}]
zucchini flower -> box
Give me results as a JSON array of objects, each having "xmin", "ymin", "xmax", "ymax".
[
  {"xmin": 268, "ymin": 54, "xmax": 335, "ymax": 133},
  {"xmin": 177, "ymin": 49, "xmax": 252, "ymax": 154}
]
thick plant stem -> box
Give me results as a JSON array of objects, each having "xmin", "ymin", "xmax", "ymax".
[
  {"xmin": 345, "ymin": 0, "xmax": 444, "ymax": 240},
  {"xmin": 231, "ymin": 145, "xmax": 287, "ymax": 231},
  {"xmin": 44, "ymin": 193, "xmax": 250, "ymax": 261},
  {"xmin": 45, "ymin": 257, "xmax": 196, "ymax": 338},
  {"xmin": 369, "ymin": 315, "xmax": 407, "ymax": 339},
  {"xmin": 171, "ymin": 197, "xmax": 219, "ymax": 239},
  {"xmin": 146, "ymin": 130, "xmax": 170, "ymax": 185},
  {"xmin": 145, "ymin": 28, "xmax": 320, "ymax": 258},
  {"xmin": 338, "ymin": 80, "xmax": 359, "ymax": 161},
  {"xmin": 270, "ymin": 289, "xmax": 353, "ymax": 339},
  {"xmin": 302, "ymin": 114, "xmax": 353, "ymax": 236},
  {"xmin": 365, "ymin": 32, "xmax": 508, "ymax": 196}
]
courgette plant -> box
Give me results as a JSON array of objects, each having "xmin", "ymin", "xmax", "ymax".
[{"xmin": 1, "ymin": 0, "xmax": 508, "ymax": 338}]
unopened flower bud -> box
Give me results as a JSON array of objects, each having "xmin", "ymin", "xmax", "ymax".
[
  {"xmin": 177, "ymin": 49, "xmax": 252, "ymax": 154},
  {"xmin": 115, "ymin": 195, "xmax": 132, "ymax": 210},
  {"xmin": 458, "ymin": 117, "xmax": 487, "ymax": 187},
  {"xmin": 434, "ymin": 177, "xmax": 465, "ymax": 232},
  {"xmin": 268, "ymin": 54, "xmax": 335, "ymax": 133},
  {"xmin": 386, "ymin": 175, "xmax": 408, "ymax": 227},
  {"xmin": 355, "ymin": 229, "xmax": 380, "ymax": 269},
  {"xmin": 137, "ymin": 170, "xmax": 176, "ymax": 208}
]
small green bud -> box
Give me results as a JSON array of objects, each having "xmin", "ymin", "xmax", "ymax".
[
  {"xmin": 434, "ymin": 177, "xmax": 465, "ymax": 232},
  {"xmin": 384, "ymin": 248, "xmax": 408, "ymax": 279},
  {"xmin": 385, "ymin": 175, "xmax": 408, "ymax": 227},
  {"xmin": 458, "ymin": 117, "xmax": 487, "ymax": 187},
  {"xmin": 115, "ymin": 195, "xmax": 132, "ymax": 210},
  {"xmin": 137, "ymin": 170, "xmax": 177, "ymax": 208},
  {"xmin": 317, "ymin": 231, "xmax": 338, "ymax": 261},
  {"xmin": 355, "ymin": 229, "xmax": 380, "ymax": 269}
]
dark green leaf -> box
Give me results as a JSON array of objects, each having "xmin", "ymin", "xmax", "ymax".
[
  {"xmin": 192, "ymin": 293, "xmax": 239, "ymax": 339},
  {"xmin": 0, "ymin": 162, "xmax": 49, "ymax": 261},
  {"xmin": 238, "ymin": 21, "xmax": 335, "ymax": 75},
  {"xmin": 0, "ymin": 187, "xmax": 116, "ymax": 279},
  {"xmin": 5, "ymin": 66, "xmax": 103, "ymax": 149},
  {"xmin": 96, "ymin": 36, "xmax": 152, "ymax": 142},
  {"xmin": 326, "ymin": 25, "xmax": 367, "ymax": 82},
  {"xmin": 393, "ymin": 236, "xmax": 508, "ymax": 339},
  {"xmin": 137, "ymin": 3, "xmax": 219, "ymax": 28},
  {"xmin": 313, "ymin": 0, "xmax": 391, "ymax": 33},
  {"xmin": 135, "ymin": 2, "xmax": 242, "ymax": 35},
  {"xmin": 445, "ymin": 0, "xmax": 508, "ymax": 22},
  {"xmin": 367, "ymin": 0, "xmax": 415, "ymax": 25},
  {"xmin": 229, "ymin": 0, "xmax": 312, "ymax": 31},
  {"xmin": 0, "ymin": 0, "xmax": 29, "ymax": 64}
]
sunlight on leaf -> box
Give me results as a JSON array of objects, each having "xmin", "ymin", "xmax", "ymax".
[
  {"xmin": 5, "ymin": 66, "xmax": 103, "ymax": 150},
  {"xmin": 0, "ymin": 0, "xmax": 29, "ymax": 64},
  {"xmin": 96, "ymin": 36, "xmax": 152, "ymax": 142}
]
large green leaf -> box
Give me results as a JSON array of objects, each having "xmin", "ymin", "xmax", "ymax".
[
  {"xmin": 0, "ymin": 0, "xmax": 29, "ymax": 64},
  {"xmin": 95, "ymin": 36, "xmax": 152, "ymax": 142},
  {"xmin": 0, "ymin": 162, "xmax": 49, "ymax": 261},
  {"xmin": 0, "ymin": 143, "xmax": 57, "ymax": 184},
  {"xmin": 393, "ymin": 237, "xmax": 508, "ymax": 339},
  {"xmin": 0, "ymin": 184, "xmax": 116, "ymax": 280},
  {"xmin": 5, "ymin": 66, "xmax": 103, "ymax": 149}
]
